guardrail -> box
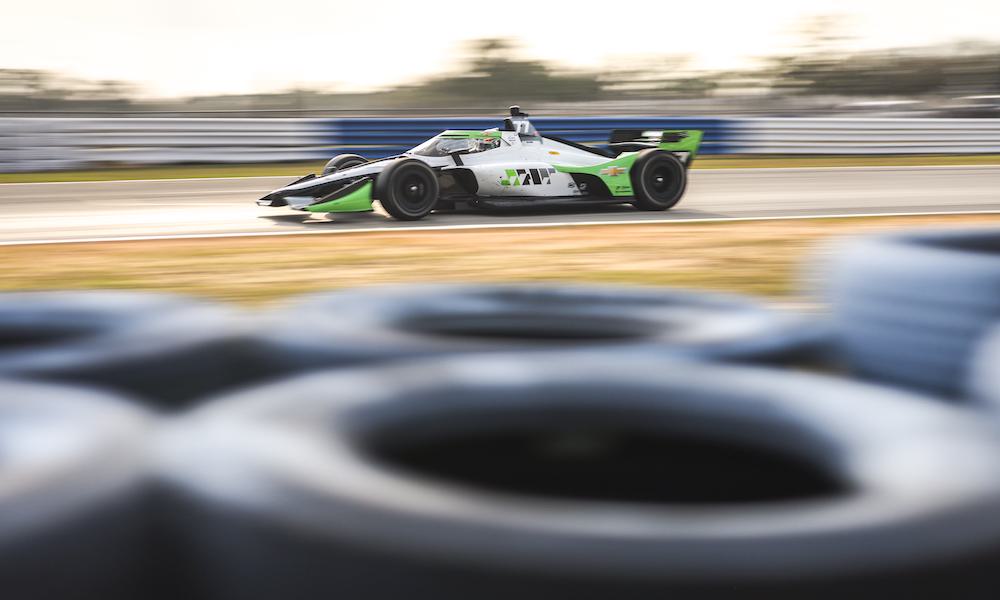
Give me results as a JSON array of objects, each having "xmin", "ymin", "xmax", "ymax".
[{"xmin": 3, "ymin": 117, "xmax": 1000, "ymax": 172}]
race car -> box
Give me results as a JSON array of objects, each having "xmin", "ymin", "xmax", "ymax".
[{"xmin": 257, "ymin": 107, "xmax": 703, "ymax": 220}]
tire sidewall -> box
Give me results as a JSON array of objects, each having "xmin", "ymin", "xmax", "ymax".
[
  {"xmin": 822, "ymin": 229, "xmax": 1000, "ymax": 396},
  {"xmin": 259, "ymin": 283, "xmax": 825, "ymax": 369},
  {"xmin": 375, "ymin": 159, "xmax": 440, "ymax": 221},
  {"xmin": 168, "ymin": 358, "xmax": 1000, "ymax": 590},
  {"xmin": 631, "ymin": 150, "xmax": 687, "ymax": 210},
  {"xmin": 322, "ymin": 154, "xmax": 368, "ymax": 176}
]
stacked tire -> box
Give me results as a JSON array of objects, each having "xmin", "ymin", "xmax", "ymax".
[
  {"xmin": 970, "ymin": 325, "xmax": 1000, "ymax": 407},
  {"xmin": 258, "ymin": 283, "xmax": 828, "ymax": 372},
  {"xmin": 158, "ymin": 355, "xmax": 1000, "ymax": 599},
  {"xmin": 0, "ymin": 380, "xmax": 152, "ymax": 600},
  {"xmin": 822, "ymin": 228, "xmax": 1000, "ymax": 399},
  {"xmin": 1, "ymin": 229, "xmax": 1000, "ymax": 600},
  {"xmin": 0, "ymin": 292, "xmax": 284, "ymax": 407}
]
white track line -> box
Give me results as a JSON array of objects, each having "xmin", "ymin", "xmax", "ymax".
[
  {"xmin": 0, "ymin": 175, "xmax": 288, "ymax": 186},
  {"xmin": 3, "ymin": 209, "xmax": 999, "ymax": 247}
]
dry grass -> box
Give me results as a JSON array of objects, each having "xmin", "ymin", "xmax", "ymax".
[{"xmin": 1, "ymin": 214, "xmax": 997, "ymax": 305}]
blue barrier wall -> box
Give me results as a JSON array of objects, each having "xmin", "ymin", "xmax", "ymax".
[
  {"xmin": 4, "ymin": 116, "xmax": 1000, "ymax": 172},
  {"xmin": 319, "ymin": 117, "xmax": 734, "ymax": 157}
]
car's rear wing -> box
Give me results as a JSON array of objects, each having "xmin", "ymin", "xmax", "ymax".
[{"xmin": 609, "ymin": 129, "xmax": 703, "ymax": 164}]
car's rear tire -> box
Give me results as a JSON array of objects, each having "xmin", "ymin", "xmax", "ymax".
[
  {"xmin": 630, "ymin": 149, "xmax": 687, "ymax": 211},
  {"xmin": 321, "ymin": 154, "xmax": 367, "ymax": 176},
  {"xmin": 375, "ymin": 159, "xmax": 439, "ymax": 221}
]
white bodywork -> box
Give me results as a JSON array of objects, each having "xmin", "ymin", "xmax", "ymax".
[
  {"xmin": 278, "ymin": 128, "xmax": 616, "ymax": 200},
  {"xmin": 456, "ymin": 132, "xmax": 607, "ymax": 197}
]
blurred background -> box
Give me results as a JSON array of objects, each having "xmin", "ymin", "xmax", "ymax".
[
  {"xmin": 2, "ymin": 3, "xmax": 1000, "ymax": 117},
  {"xmin": 0, "ymin": 0, "xmax": 998, "ymax": 299},
  {"xmin": 2, "ymin": 1, "xmax": 1000, "ymax": 173}
]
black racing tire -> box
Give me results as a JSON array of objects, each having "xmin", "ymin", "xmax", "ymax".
[
  {"xmin": 257, "ymin": 283, "xmax": 829, "ymax": 372},
  {"xmin": 160, "ymin": 356, "xmax": 1000, "ymax": 599},
  {"xmin": 630, "ymin": 149, "xmax": 687, "ymax": 210},
  {"xmin": 819, "ymin": 227, "xmax": 1000, "ymax": 398},
  {"xmin": 0, "ymin": 292, "xmax": 279, "ymax": 407},
  {"xmin": 0, "ymin": 379, "xmax": 152, "ymax": 600},
  {"xmin": 969, "ymin": 324, "xmax": 1000, "ymax": 407},
  {"xmin": 321, "ymin": 154, "xmax": 367, "ymax": 176},
  {"xmin": 374, "ymin": 159, "xmax": 439, "ymax": 221}
]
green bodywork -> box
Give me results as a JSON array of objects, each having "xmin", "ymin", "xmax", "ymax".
[
  {"xmin": 306, "ymin": 181, "xmax": 374, "ymax": 213},
  {"xmin": 553, "ymin": 153, "xmax": 640, "ymax": 197},
  {"xmin": 659, "ymin": 130, "xmax": 703, "ymax": 159},
  {"xmin": 553, "ymin": 129, "xmax": 703, "ymax": 197}
]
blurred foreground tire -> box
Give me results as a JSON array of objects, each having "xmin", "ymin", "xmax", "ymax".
[
  {"xmin": 823, "ymin": 228, "xmax": 1000, "ymax": 398},
  {"xmin": 261, "ymin": 284, "xmax": 827, "ymax": 371},
  {"xmin": 160, "ymin": 356, "xmax": 1000, "ymax": 599},
  {"xmin": 0, "ymin": 380, "xmax": 152, "ymax": 599},
  {"xmin": 969, "ymin": 325, "xmax": 1000, "ymax": 406},
  {"xmin": 0, "ymin": 291, "xmax": 279, "ymax": 407}
]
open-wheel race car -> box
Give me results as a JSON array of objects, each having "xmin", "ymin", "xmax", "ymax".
[{"xmin": 257, "ymin": 107, "xmax": 703, "ymax": 221}]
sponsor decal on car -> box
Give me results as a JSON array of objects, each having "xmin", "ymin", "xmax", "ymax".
[
  {"xmin": 600, "ymin": 166, "xmax": 628, "ymax": 177},
  {"xmin": 501, "ymin": 168, "xmax": 558, "ymax": 186}
]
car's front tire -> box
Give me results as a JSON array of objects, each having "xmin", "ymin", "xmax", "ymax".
[
  {"xmin": 321, "ymin": 154, "xmax": 367, "ymax": 176},
  {"xmin": 375, "ymin": 159, "xmax": 439, "ymax": 221},
  {"xmin": 630, "ymin": 149, "xmax": 687, "ymax": 211}
]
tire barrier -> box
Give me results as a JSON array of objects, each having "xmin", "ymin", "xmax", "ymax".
[
  {"xmin": 0, "ymin": 291, "xmax": 283, "ymax": 407},
  {"xmin": 0, "ymin": 380, "xmax": 152, "ymax": 600},
  {"xmin": 158, "ymin": 356, "xmax": 1000, "ymax": 599},
  {"xmin": 822, "ymin": 227, "xmax": 1000, "ymax": 398},
  {"xmin": 969, "ymin": 325, "xmax": 1000, "ymax": 406},
  {"xmin": 259, "ymin": 283, "xmax": 829, "ymax": 372},
  {"xmin": 0, "ymin": 231, "xmax": 996, "ymax": 600}
]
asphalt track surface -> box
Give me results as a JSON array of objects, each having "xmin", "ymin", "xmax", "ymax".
[{"xmin": 1, "ymin": 166, "xmax": 999, "ymax": 245}]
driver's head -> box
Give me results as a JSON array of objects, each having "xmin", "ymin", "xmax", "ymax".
[{"xmin": 477, "ymin": 137, "xmax": 500, "ymax": 151}]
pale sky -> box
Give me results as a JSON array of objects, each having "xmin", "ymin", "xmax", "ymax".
[{"xmin": 3, "ymin": 0, "xmax": 999, "ymax": 97}]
